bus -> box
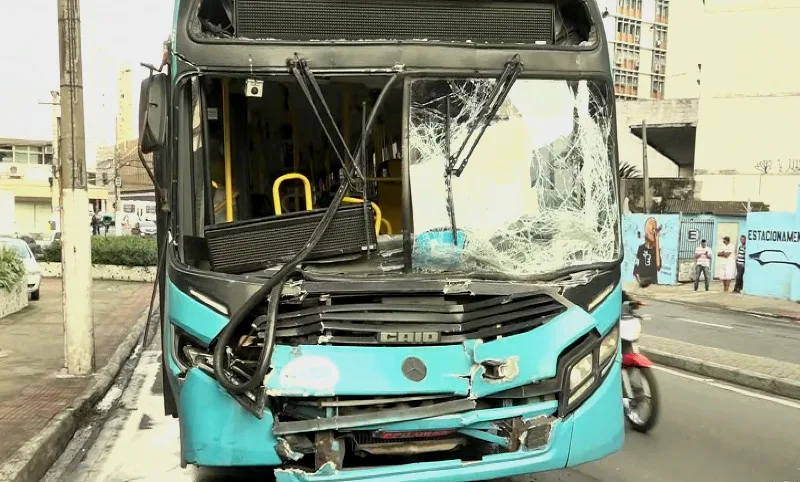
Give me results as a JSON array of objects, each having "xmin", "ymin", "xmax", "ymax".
[{"xmin": 138, "ymin": 0, "xmax": 624, "ymax": 479}]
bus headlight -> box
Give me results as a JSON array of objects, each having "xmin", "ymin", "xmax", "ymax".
[
  {"xmin": 568, "ymin": 353, "xmax": 594, "ymax": 404},
  {"xmin": 599, "ymin": 325, "xmax": 619, "ymax": 365},
  {"xmin": 564, "ymin": 322, "xmax": 620, "ymax": 408}
]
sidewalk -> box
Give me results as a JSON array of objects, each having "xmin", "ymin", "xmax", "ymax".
[
  {"xmin": 0, "ymin": 278, "xmax": 152, "ymax": 465},
  {"xmin": 640, "ymin": 334, "xmax": 800, "ymax": 400},
  {"xmin": 624, "ymin": 280, "xmax": 800, "ymax": 321}
]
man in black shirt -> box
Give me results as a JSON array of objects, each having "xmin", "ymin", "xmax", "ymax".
[
  {"xmin": 734, "ymin": 235, "xmax": 746, "ymax": 293},
  {"xmin": 633, "ymin": 217, "xmax": 661, "ymax": 286}
]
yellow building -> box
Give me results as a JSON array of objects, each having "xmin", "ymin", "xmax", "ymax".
[{"xmin": 0, "ymin": 138, "xmax": 108, "ymax": 235}]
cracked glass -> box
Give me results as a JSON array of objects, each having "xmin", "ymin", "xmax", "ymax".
[{"xmin": 408, "ymin": 78, "xmax": 620, "ymax": 277}]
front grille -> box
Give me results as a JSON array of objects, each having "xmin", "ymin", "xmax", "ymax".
[
  {"xmin": 273, "ymin": 292, "xmax": 566, "ymax": 345},
  {"xmin": 234, "ymin": 0, "xmax": 555, "ymax": 45}
]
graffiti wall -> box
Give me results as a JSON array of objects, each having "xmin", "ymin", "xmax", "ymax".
[
  {"xmin": 622, "ymin": 214, "xmax": 680, "ymax": 285},
  {"xmin": 743, "ymin": 187, "xmax": 800, "ymax": 301}
]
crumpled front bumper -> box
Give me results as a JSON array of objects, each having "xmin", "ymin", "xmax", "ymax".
[{"xmin": 271, "ymin": 361, "xmax": 623, "ymax": 482}]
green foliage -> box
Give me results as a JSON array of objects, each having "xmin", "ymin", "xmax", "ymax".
[
  {"xmin": 619, "ymin": 162, "xmax": 641, "ymax": 179},
  {"xmin": 43, "ymin": 236, "xmax": 158, "ymax": 267},
  {"xmin": 0, "ymin": 248, "xmax": 26, "ymax": 292}
]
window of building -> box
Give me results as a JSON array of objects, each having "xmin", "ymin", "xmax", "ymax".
[
  {"xmin": 0, "ymin": 145, "xmax": 49, "ymax": 164},
  {"xmin": 0, "ymin": 145, "xmax": 12, "ymax": 163},
  {"xmin": 617, "ymin": 0, "xmax": 643, "ymax": 18},
  {"xmin": 653, "ymin": 25, "xmax": 668, "ymax": 50},
  {"xmin": 614, "ymin": 44, "xmax": 640, "ymax": 71},
  {"xmin": 614, "ymin": 72, "xmax": 639, "ymax": 98},
  {"xmin": 655, "ymin": 0, "xmax": 669, "ymax": 24},
  {"xmin": 652, "ymin": 78, "xmax": 665, "ymax": 99},
  {"xmin": 652, "ymin": 51, "xmax": 667, "ymax": 75},
  {"xmin": 615, "ymin": 18, "xmax": 642, "ymax": 44}
]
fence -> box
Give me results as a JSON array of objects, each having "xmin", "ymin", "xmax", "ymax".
[{"xmin": 676, "ymin": 217, "xmax": 715, "ymax": 282}]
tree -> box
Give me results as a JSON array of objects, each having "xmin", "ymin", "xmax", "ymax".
[{"xmin": 619, "ymin": 162, "xmax": 641, "ymax": 179}]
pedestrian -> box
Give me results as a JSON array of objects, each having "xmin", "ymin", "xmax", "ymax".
[
  {"xmin": 693, "ymin": 239, "xmax": 712, "ymax": 292},
  {"xmin": 718, "ymin": 236, "xmax": 735, "ymax": 292},
  {"xmin": 103, "ymin": 214, "xmax": 112, "ymax": 236},
  {"xmin": 91, "ymin": 213, "xmax": 100, "ymax": 236},
  {"xmin": 733, "ymin": 234, "xmax": 746, "ymax": 293}
]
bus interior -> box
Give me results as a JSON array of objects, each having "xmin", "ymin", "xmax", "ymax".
[{"xmin": 188, "ymin": 74, "xmax": 406, "ymax": 275}]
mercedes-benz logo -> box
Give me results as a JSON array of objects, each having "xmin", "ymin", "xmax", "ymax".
[{"xmin": 401, "ymin": 357, "xmax": 427, "ymax": 382}]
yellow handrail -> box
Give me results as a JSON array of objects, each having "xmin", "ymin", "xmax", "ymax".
[
  {"xmin": 381, "ymin": 218, "xmax": 393, "ymax": 235},
  {"xmin": 342, "ymin": 197, "xmax": 382, "ymax": 235},
  {"xmin": 272, "ymin": 173, "xmax": 313, "ymax": 215},
  {"xmin": 222, "ymin": 79, "xmax": 234, "ymax": 222}
]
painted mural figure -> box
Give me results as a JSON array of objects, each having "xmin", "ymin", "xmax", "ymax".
[
  {"xmin": 734, "ymin": 235, "xmax": 746, "ymax": 293},
  {"xmin": 718, "ymin": 236, "xmax": 736, "ymax": 292},
  {"xmin": 633, "ymin": 217, "xmax": 662, "ymax": 286},
  {"xmin": 694, "ymin": 239, "xmax": 712, "ymax": 291}
]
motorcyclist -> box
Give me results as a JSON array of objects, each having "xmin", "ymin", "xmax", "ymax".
[
  {"xmin": 622, "ymin": 278, "xmax": 651, "ymax": 307},
  {"xmin": 622, "ymin": 283, "xmax": 649, "ymax": 313}
]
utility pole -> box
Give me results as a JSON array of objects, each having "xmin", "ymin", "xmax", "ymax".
[
  {"xmin": 58, "ymin": 0, "xmax": 95, "ymax": 375},
  {"xmin": 641, "ymin": 120, "xmax": 651, "ymax": 214},
  {"xmin": 113, "ymin": 137, "xmax": 123, "ymax": 236}
]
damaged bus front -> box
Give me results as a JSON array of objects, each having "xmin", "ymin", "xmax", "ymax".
[{"xmin": 138, "ymin": 0, "xmax": 624, "ymax": 479}]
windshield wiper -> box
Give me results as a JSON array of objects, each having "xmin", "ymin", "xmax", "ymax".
[
  {"xmin": 442, "ymin": 54, "xmax": 524, "ymax": 245},
  {"xmin": 288, "ymin": 55, "xmax": 365, "ymax": 188},
  {"xmin": 446, "ymin": 54, "xmax": 524, "ymax": 178}
]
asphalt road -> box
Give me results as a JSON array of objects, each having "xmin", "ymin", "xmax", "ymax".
[
  {"xmin": 45, "ymin": 347, "xmax": 800, "ymax": 482},
  {"xmin": 638, "ymin": 299, "xmax": 800, "ymax": 365}
]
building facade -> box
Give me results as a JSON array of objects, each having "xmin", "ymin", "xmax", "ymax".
[
  {"xmin": 0, "ymin": 138, "xmax": 108, "ymax": 234},
  {"xmin": 95, "ymin": 140, "xmax": 155, "ymax": 204},
  {"xmin": 599, "ymin": 0, "xmax": 671, "ymax": 100}
]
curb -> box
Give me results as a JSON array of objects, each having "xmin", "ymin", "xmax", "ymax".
[
  {"xmin": 638, "ymin": 295, "xmax": 800, "ymax": 323},
  {"xmin": 640, "ymin": 346, "xmax": 800, "ymax": 400},
  {"xmin": 0, "ymin": 309, "xmax": 151, "ymax": 482}
]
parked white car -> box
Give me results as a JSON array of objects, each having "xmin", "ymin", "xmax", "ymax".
[{"xmin": 0, "ymin": 237, "xmax": 42, "ymax": 300}]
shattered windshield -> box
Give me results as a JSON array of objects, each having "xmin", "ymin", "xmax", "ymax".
[{"xmin": 409, "ymin": 78, "xmax": 620, "ymax": 277}]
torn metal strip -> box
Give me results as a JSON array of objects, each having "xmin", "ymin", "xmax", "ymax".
[{"xmin": 272, "ymin": 398, "xmax": 477, "ymax": 435}]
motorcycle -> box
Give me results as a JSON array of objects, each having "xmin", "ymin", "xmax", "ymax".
[{"xmin": 620, "ymin": 294, "xmax": 660, "ymax": 433}]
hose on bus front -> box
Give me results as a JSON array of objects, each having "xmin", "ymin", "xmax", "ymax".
[
  {"xmin": 212, "ymin": 181, "xmax": 350, "ymax": 394},
  {"xmin": 212, "ymin": 66, "xmax": 400, "ymax": 396}
]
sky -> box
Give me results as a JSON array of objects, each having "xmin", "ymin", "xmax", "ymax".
[{"xmin": 0, "ymin": 0, "xmax": 173, "ymax": 166}]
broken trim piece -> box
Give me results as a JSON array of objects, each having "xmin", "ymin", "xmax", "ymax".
[{"xmin": 272, "ymin": 398, "xmax": 477, "ymax": 435}]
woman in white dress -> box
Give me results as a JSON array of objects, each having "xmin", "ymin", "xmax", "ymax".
[{"xmin": 718, "ymin": 236, "xmax": 736, "ymax": 292}]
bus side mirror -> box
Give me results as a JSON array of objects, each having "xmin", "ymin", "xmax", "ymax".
[{"xmin": 139, "ymin": 73, "xmax": 168, "ymax": 154}]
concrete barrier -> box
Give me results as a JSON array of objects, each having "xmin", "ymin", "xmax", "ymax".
[
  {"xmin": 0, "ymin": 281, "xmax": 28, "ymax": 319},
  {"xmin": 39, "ymin": 262, "xmax": 156, "ymax": 283}
]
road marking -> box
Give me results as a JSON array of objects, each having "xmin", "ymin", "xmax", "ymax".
[
  {"xmin": 653, "ymin": 365, "xmax": 800, "ymax": 410},
  {"xmin": 675, "ymin": 317, "xmax": 733, "ymax": 330},
  {"xmin": 746, "ymin": 313, "xmax": 791, "ymax": 323}
]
